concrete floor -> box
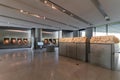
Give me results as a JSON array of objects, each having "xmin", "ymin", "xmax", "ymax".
[{"xmin": 0, "ymin": 48, "xmax": 120, "ymax": 80}]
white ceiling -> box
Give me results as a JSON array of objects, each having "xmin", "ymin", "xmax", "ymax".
[{"xmin": 0, "ymin": 0, "xmax": 120, "ymax": 30}]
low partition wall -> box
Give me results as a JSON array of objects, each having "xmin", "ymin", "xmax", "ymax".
[
  {"xmin": 59, "ymin": 37, "xmax": 87, "ymax": 61},
  {"xmin": 90, "ymin": 43, "xmax": 114, "ymax": 69},
  {"xmin": 59, "ymin": 36, "xmax": 120, "ymax": 70},
  {"xmin": 89, "ymin": 35, "xmax": 119, "ymax": 70}
]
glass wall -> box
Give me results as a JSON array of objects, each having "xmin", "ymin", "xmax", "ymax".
[
  {"xmin": 93, "ymin": 22, "xmax": 120, "ymax": 42},
  {"xmin": 94, "ymin": 25, "xmax": 107, "ymax": 36},
  {"xmin": 79, "ymin": 29, "xmax": 86, "ymax": 37},
  {"xmin": 93, "ymin": 27, "xmax": 96, "ymax": 36},
  {"xmin": 108, "ymin": 23, "xmax": 120, "ymax": 40}
]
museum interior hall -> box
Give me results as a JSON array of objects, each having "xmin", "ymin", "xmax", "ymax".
[{"xmin": 0, "ymin": 0, "xmax": 120, "ymax": 80}]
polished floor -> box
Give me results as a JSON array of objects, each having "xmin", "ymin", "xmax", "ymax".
[{"xmin": 0, "ymin": 48, "xmax": 120, "ymax": 80}]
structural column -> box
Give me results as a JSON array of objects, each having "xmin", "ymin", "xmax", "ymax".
[
  {"xmin": 73, "ymin": 30, "xmax": 79, "ymax": 37},
  {"xmin": 39, "ymin": 28, "xmax": 42, "ymax": 42},
  {"xmin": 86, "ymin": 27, "xmax": 93, "ymax": 39},
  {"xmin": 31, "ymin": 28, "xmax": 42, "ymax": 49},
  {"xmin": 58, "ymin": 30, "xmax": 62, "ymax": 47},
  {"xmin": 35, "ymin": 28, "xmax": 43, "ymax": 49},
  {"xmin": 85, "ymin": 27, "xmax": 93, "ymax": 62},
  {"xmin": 31, "ymin": 28, "xmax": 35, "ymax": 49},
  {"xmin": 58, "ymin": 30, "xmax": 62, "ymax": 39}
]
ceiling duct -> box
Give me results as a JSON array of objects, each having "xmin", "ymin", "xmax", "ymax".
[{"xmin": 91, "ymin": 0, "xmax": 110, "ymax": 21}]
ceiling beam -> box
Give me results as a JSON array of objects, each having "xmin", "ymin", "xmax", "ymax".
[
  {"xmin": 91, "ymin": 0, "xmax": 110, "ymax": 21},
  {"xmin": 0, "ymin": 3, "xmax": 78, "ymax": 29},
  {"xmin": 40, "ymin": 0, "xmax": 92, "ymax": 25},
  {"xmin": 46, "ymin": 18, "xmax": 78, "ymax": 29},
  {"xmin": 0, "ymin": 14, "xmax": 59, "ymax": 28}
]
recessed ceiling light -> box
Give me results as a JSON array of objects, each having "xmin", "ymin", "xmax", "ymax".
[
  {"xmin": 52, "ymin": 5, "xmax": 56, "ymax": 10},
  {"xmin": 31, "ymin": 14, "xmax": 40, "ymax": 18},
  {"xmin": 20, "ymin": 9, "xmax": 24, "ymax": 13},
  {"xmin": 62, "ymin": 10, "xmax": 66, "ymax": 12},
  {"xmin": 44, "ymin": 0, "xmax": 47, "ymax": 4}
]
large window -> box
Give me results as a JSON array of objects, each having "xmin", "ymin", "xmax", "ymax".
[
  {"xmin": 95, "ymin": 25, "xmax": 107, "ymax": 36},
  {"xmin": 79, "ymin": 30, "xmax": 86, "ymax": 37},
  {"xmin": 92, "ymin": 23, "xmax": 120, "ymax": 45},
  {"xmin": 108, "ymin": 23, "xmax": 120, "ymax": 50},
  {"xmin": 108, "ymin": 23, "xmax": 120, "ymax": 40},
  {"xmin": 93, "ymin": 27, "xmax": 96, "ymax": 36}
]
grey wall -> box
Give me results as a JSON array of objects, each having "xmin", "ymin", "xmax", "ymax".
[
  {"xmin": 0, "ymin": 28, "xmax": 31, "ymax": 49},
  {"xmin": 42, "ymin": 31, "xmax": 58, "ymax": 40},
  {"xmin": 85, "ymin": 27, "xmax": 93, "ymax": 62},
  {"xmin": 86, "ymin": 27, "xmax": 93, "ymax": 39}
]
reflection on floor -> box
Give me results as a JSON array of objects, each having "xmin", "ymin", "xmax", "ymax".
[{"xmin": 0, "ymin": 48, "xmax": 120, "ymax": 80}]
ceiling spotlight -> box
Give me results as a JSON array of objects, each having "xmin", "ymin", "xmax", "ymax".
[
  {"xmin": 44, "ymin": 0, "xmax": 47, "ymax": 4},
  {"xmin": 104, "ymin": 16, "xmax": 110, "ymax": 21},
  {"xmin": 34, "ymin": 15, "xmax": 40, "ymax": 18},
  {"xmin": 62, "ymin": 10, "xmax": 66, "ymax": 12},
  {"xmin": 52, "ymin": 5, "xmax": 56, "ymax": 10},
  {"xmin": 20, "ymin": 9, "xmax": 24, "ymax": 13}
]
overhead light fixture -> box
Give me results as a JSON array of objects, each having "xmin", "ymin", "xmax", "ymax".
[
  {"xmin": 91, "ymin": 0, "xmax": 110, "ymax": 21},
  {"xmin": 42, "ymin": 31, "xmax": 53, "ymax": 34},
  {"xmin": 44, "ymin": 0, "xmax": 47, "ymax": 4},
  {"xmin": 52, "ymin": 4, "xmax": 57, "ymax": 10},
  {"xmin": 19, "ymin": 9, "xmax": 46, "ymax": 19},
  {"xmin": 104, "ymin": 16, "xmax": 110, "ymax": 21},
  {"xmin": 30, "ymin": 14, "xmax": 40, "ymax": 18},
  {"xmin": 41, "ymin": 0, "xmax": 92, "ymax": 25},
  {"xmin": 43, "ymin": 0, "xmax": 57, "ymax": 10},
  {"xmin": 20, "ymin": 9, "xmax": 24, "ymax": 13},
  {"xmin": 62, "ymin": 10, "xmax": 66, "ymax": 12},
  {"xmin": 20, "ymin": 10, "xmax": 29, "ymax": 14},
  {"xmin": 6, "ymin": 30, "xmax": 27, "ymax": 33}
]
